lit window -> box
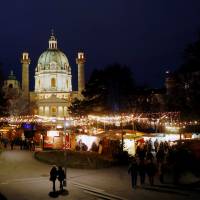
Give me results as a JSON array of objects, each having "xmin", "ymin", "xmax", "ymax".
[
  {"xmin": 8, "ymin": 84, "xmax": 13, "ymax": 88},
  {"xmin": 51, "ymin": 107, "xmax": 57, "ymax": 116},
  {"xmin": 51, "ymin": 78, "xmax": 56, "ymax": 88},
  {"xmin": 66, "ymin": 80, "xmax": 68, "ymax": 88}
]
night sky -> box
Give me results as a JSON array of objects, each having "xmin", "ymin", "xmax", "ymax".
[{"xmin": 0, "ymin": 0, "xmax": 200, "ymax": 90}]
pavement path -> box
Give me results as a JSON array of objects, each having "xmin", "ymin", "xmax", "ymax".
[{"xmin": 0, "ymin": 148, "xmax": 200, "ymax": 200}]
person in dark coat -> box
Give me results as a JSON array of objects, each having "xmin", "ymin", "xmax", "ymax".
[
  {"xmin": 138, "ymin": 148, "xmax": 146, "ymax": 161},
  {"xmin": 138, "ymin": 160, "xmax": 146, "ymax": 185},
  {"xmin": 156, "ymin": 148, "xmax": 165, "ymax": 165},
  {"xmin": 20, "ymin": 139, "xmax": 23, "ymax": 150},
  {"xmin": 154, "ymin": 139, "xmax": 159, "ymax": 153},
  {"xmin": 10, "ymin": 140, "xmax": 14, "ymax": 150},
  {"xmin": 50, "ymin": 166, "xmax": 58, "ymax": 192},
  {"xmin": 57, "ymin": 166, "xmax": 65, "ymax": 191},
  {"xmin": 128, "ymin": 158, "xmax": 138, "ymax": 189},
  {"xmin": 146, "ymin": 150, "xmax": 154, "ymax": 162},
  {"xmin": 146, "ymin": 160, "xmax": 157, "ymax": 185},
  {"xmin": 159, "ymin": 162, "xmax": 165, "ymax": 183}
]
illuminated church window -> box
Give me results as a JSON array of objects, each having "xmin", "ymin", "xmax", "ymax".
[
  {"xmin": 9, "ymin": 84, "xmax": 13, "ymax": 88},
  {"xmin": 66, "ymin": 80, "xmax": 68, "ymax": 89},
  {"xmin": 51, "ymin": 78, "xmax": 56, "ymax": 88},
  {"xmin": 51, "ymin": 106, "xmax": 57, "ymax": 116}
]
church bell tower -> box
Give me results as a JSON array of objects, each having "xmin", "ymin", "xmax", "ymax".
[
  {"xmin": 76, "ymin": 52, "xmax": 86, "ymax": 97},
  {"xmin": 21, "ymin": 52, "xmax": 30, "ymax": 101}
]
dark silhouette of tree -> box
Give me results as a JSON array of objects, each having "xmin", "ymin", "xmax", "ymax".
[
  {"xmin": 166, "ymin": 32, "xmax": 200, "ymax": 119},
  {"xmin": 6, "ymin": 95, "xmax": 30, "ymax": 116},
  {"xmin": 1, "ymin": 79, "xmax": 30, "ymax": 116},
  {"xmin": 68, "ymin": 98, "xmax": 90, "ymax": 116},
  {"xmin": 82, "ymin": 69, "xmax": 106, "ymax": 112},
  {"xmin": 179, "ymin": 33, "xmax": 200, "ymax": 73},
  {"xmin": 69, "ymin": 64, "xmax": 135, "ymax": 115},
  {"xmin": 103, "ymin": 64, "xmax": 135, "ymax": 112},
  {"xmin": 0, "ymin": 63, "xmax": 7, "ymax": 116}
]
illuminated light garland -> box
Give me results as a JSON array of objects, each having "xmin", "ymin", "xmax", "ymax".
[
  {"xmin": 165, "ymin": 126, "xmax": 180, "ymax": 132},
  {"xmin": 0, "ymin": 113, "xmax": 199, "ymax": 130}
]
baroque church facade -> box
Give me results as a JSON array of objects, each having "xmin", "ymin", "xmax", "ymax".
[{"xmin": 3, "ymin": 33, "xmax": 85, "ymax": 118}]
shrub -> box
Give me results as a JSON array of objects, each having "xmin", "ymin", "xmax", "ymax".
[{"xmin": 34, "ymin": 150, "xmax": 115, "ymax": 169}]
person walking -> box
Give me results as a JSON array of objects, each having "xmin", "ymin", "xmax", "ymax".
[
  {"xmin": 10, "ymin": 140, "xmax": 14, "ymax": 150},
  {"xmin": 156, "ymin": 148, "xmax": 165, "ymax": 165},
  {"xmin": 146, "ymin": 150, "xmax": 154, "ymax": 162},
  {"xmin": 128, "ymin": 157, "xmax": 138, "ymax": 189},
  {"xmin": 138, "ymin": 159, "xmax": 146, "ymax": 185},
  {"xmin": 30, "ymin": 139, "xmax": 35, "ymax": 151},
  {"xmin": 50, "ymin": 166, "xmax": 58, "ymax": 193},
  {"xmin": 146, "ymin": 160, "xmax": 157, "ymax": 186},
  {"xmin": 154, "ymin": 139, "xmax": 159, "ymax": 153},
  {"xmin": 3, "ymin": 138, "xmax": 8, "ymax": 149},
  {"xmin": 159, "ymin": 162, "xmax": 165, "ymax": 183},
  {"xmin": 57, "ymin": 166, "xmax": 65, "ymax": 191}
]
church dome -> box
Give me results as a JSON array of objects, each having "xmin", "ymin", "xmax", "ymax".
[
  {"xmin": 35, "ymin": 32, "xmax": 70, "ymax": 72},
  {"xmin": 37, "ymin": 49, "xmax": 69, "ymax": 71},
  {"xmin": 35, "ymin": 32, "xmax": 72, "ymax": 93}
]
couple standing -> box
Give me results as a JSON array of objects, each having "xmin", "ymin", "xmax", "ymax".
[{"xmin": 50, "ymin": 166, "xmax": 65, "ymax": 193}]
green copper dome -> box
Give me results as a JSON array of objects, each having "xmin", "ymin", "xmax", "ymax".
[
  {"xmin": 37, "ymin": 49, "xmax": 69, "ymax": 70},
  {"xmin": 36, "ymin": 33, "xmax": 70, "ymax": 72}
]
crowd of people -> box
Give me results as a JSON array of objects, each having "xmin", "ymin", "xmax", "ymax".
[
  {"xmin": 0, "ymin": 137, "xmax": 36, "ymax": 151},
  {"xmin": 128, "ymin": 139, "xmax": 173, "ymax": 189},
  {"xmin": 19, "ymin": 139, "xmax": 36, "ymax": 151}
]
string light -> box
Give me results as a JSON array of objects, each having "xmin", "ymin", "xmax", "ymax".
[{"xmin": 0, "ymin": 112, "xmax": 199, "ymax": 130}]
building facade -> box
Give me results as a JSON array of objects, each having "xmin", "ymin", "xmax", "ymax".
[{"xmin": 3, "ymin": 33, "xmax": 85, "ymax": 118}]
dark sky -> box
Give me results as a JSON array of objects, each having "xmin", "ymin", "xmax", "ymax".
[{"xmin": 0, "ymin": 0, "xmax": 200, "ymax": 90}]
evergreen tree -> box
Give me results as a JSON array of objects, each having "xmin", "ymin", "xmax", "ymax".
[
  {"xmin": 179, "ymin": 33, "xmax": 200, "ymax": 73},
  {"xmin": 167, "ymin": 32, "xmax": 200, "ymax": 119},
  {"xmin": 69, "ymin": 64, "xmax": 135, "ymax": 115},
  {"xmin": 0, "ymin": 63, "xmax": 7, "ymax": 116}
]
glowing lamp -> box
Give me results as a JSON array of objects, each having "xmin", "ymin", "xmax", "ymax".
[{"xmin": 47, "ymin": 130, "xmax": 59, "ymax": 137}]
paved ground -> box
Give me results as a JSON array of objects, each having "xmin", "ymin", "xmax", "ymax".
[{"xmin": 0, "ymin": 148, "xmax": 200, "ymax": 200}]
